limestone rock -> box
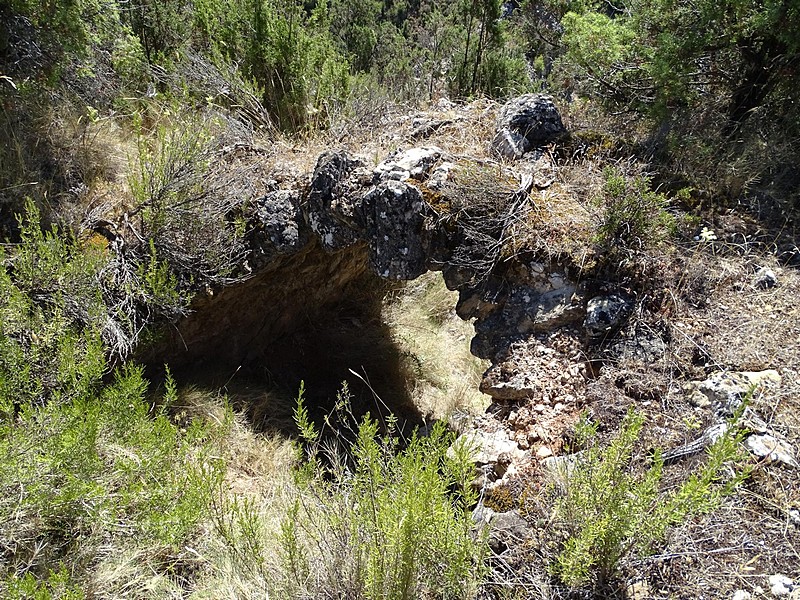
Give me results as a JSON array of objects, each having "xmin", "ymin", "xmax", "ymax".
[
  {"xmin": 685, "ymin": 370, "xmax": 782, "ymax": 415},
  {"xmin": 584, "ymin": 292, "xmax": 634, "ymax": 339},
  {"xmin": 249, "ymin": 189, "xmax": 308, "ymax": 264},
  {"xmin": 306, "ymin": 151, "xmax": 366, "ymax": 250},
  {"xmin": 769, "ymin": 574, "xmax": 794, "ymax": 597},
  {"xmin": 491, "ymin": 94, "xmax": 567, "ymax": 159},
  {"xmin": 374, "ymin": 146, "xmax": 445, "ymax": 182},
  {"xmin": 515, "ymin": 286, "xmax": 583, "ymax": 333},
  {"xmin": 754, "ymin": 266, "xmax": 778, "ymax": 289},
  {"xmin": 486, "ymin": 510, "xmax": 529, "ymax": 553},
  {"xmin": 363, "ymin": 180, "xmax": 432, "ymax": 280},
  {"xmin": 745, "ymin": 434, "xmax": 799, "ymax": 468},
  {"xmin": 455, "ymin": 428, "xmax": 523, "ymax": 466}
]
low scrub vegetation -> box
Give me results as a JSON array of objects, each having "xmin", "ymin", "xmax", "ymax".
[
  {"xmin": 550, "ymin": 408, "xmax": 749, "ymax": 589},
  {"xmin": 0, "ymin": 0, "xmax": 796, "ymax": 597}
]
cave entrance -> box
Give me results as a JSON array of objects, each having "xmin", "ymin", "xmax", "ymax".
[{"xmin": 148, "ymin": 241, "xmax": 431, "ymax": 436}]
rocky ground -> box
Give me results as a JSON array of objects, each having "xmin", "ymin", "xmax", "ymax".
[{"xmin": 147, "ymin": 95, "xmax": 799, "ymax": 598}]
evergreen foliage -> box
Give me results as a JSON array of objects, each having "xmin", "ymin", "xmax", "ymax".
[
  {"xmin": 274, "ymin": 383, "xmax": 488, "ymax": 599},
  {"xmin": 552, "ymin": 408, "xmax": 750, "ymax": 588}
]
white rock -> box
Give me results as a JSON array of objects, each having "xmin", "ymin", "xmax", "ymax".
[
  {"xmin": 732, "ymin": 591, "xmax": 752, "ymax": 600},
  {"xmin": 745, "ymin": 434, "xmax": 799, "ymax": 468},
  {"xmin": 374, "ymin": 146, "xmax": 444, "ymax": 181},
  {"xmin": 754, "ymin": 266, "xmax": 778, "ymax": 289},
  {"xmin": 687, "ymin": 369, "xmax": 782, "ymax": 411},
  {"xmin": 789, "ymin": 508, "xmax": 800, "ymax": 526},
  {"xmin": 536, "ymin": 446, "xmax": 553, "ymax": 459},
  {"xmin": 453, "ymin": 429, "xmax": 522, "ymax": 465},
  {"xmin": 769, "ymin": 574, "xmax": 794, "ymax": 597}
]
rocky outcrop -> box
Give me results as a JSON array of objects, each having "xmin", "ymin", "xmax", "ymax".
[
  {"xmin": 147, "ymin": 96, "xmax": 629, "ymax": 418},
  {"xmin": 491, "ymin": 94, "xmax": 567, "ymax": 159}
]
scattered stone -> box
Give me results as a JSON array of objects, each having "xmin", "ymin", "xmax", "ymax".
[
  {"xmin": 426, "ymin": 161, "xmax": 454, "ymax": 190},
  {"xmin": 516, "ymin": 286, "xmax": 583, "ymax": 333},
  {"xmin": 684, "ymin": 370, "xmax": 782, "ymax": 415},
  {"xmin": 584, "ymin": 292, "xmax": 634, "ymax": 339},
  {"xmin": 745, "ymin": 434, "xmax": 799, "ymax": 468},
  {"xmin": 754, "ymin": 266, "xmax": 778, "ymax": 289},
  {"xmin": 455, "ymin": 429, "xmax": 522, "ymax": 467},
  {"xmin": 409, "ymin": 118, "xmax": 453, "ymax": 140},
  {"xmin": 769, "ymin": 574, "xmax": 794, "ymax": 597},
  {"xmin": 688, "ymin": 390, "xmax": 713, "ymax": 408},
  {"xmin": 472, "ymin": 503, "xmax": 494, "ymax": 527},
  {"xmin": 486, "ymin": 510, "xmax": 529, "ymax": 553},
  {"xmin": 732, "ymin": 590, "xmax": 752, "ymax": 600},
  {"xmin": 491, "ymin": 94, "xmax": 567, "ymax": 159},
  {"xmin": 374, "ymin": 146, "xmax": 445, "ymax": 182},
  {"xmin": 789, "ymin": 508, "xmax": 800, "ymax": 526},
  {"xmin": 542, "ymin": 453, "xmax": 584, "ymax": 490},
  {"xmin": 536, "ymin": 446, "xmax": 553, "ymax": 459}
]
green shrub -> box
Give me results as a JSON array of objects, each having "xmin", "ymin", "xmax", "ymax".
[
  {"xmin": 594, "ymin": 167, "xmax": 677, "ymax": 255},
  {"xmin": 127, "ymin": 114, "xmax": 249, "ymax": 289},
  {"xmin": 0, "ymin": 199, "xmax": 189, "ymax": 373},
  {"xmin": 275, "ymin": 383, "xmax": 488, "ymax": 599},
  {"xmin": 0, "ymin": 357, "xmax": 228, "ymax": 591},
  {"xmin": 551, "ymin": 407, "xmax": 749, "ymax": 588},
  {"xmin": 5, "ymin": 567, "xmax": 84, "ymax": 600}
]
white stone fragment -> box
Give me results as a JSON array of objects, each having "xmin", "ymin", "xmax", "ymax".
[
  {"xmin": 769, "ymin": 574, "xmax": 794, "ymax": 597},
  {"xmin": 745, "ymin": 434, "xmax": 799, "ymax": 468}
]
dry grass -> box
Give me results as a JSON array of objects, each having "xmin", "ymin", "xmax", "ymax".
[{"xmin": 383, "ymin": 271, "xmax": 491, "ymax": 422}]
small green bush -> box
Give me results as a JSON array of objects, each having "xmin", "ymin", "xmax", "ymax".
[
  {"xmin": 0, "ymin": 361, "xmax": 228, "ymax": 590},
  {"xmin": 5, "ymin": 567, "xmax": 84, "ymax": 600},
  {"xmin": 594, "ymin": 167, "xmax": 677, "ymax": 255},
  {"xmin": 551, "ymin": 408, "xmax": 748, "ymax": 588},
  {"xmin": 127, "ymin": 115, "xmax": 249, "ymax": 289},
  {"xmin": 276, "ymin": 383, "xmax": 488, "ymax": 600}
]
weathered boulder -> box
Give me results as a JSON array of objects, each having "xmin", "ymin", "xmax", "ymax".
[
  {"xmin": 374, "ymin": 146, "xmax": 445, "ymax": 182},
  {"xmin": 487, "ymin": 510, "xmax": 529, "ymax": 554},
  {"xmin": 584, "ymin": 292, "xmax": 634, "ymax": 339},
  {"xmin": 248, "ymin": 190, "xmax": 308, "ymax": 269},
  {"xmin": 744, "ymin": 434, "xmax": 798, "ymax": 468},
  {"xmin": 363, "ymin": 180, "xmax": 432, "ymax": 279},
  {"xmin": 684, "ymin": 369, "xmax": 782, "ymax": 411},
  {"xmin": 306, "ymin": 151, "xmax": 368, "ymax": 250},
  {"xmin": 491, "ymin": 94, "xmax": 567, "ymax": 159}
]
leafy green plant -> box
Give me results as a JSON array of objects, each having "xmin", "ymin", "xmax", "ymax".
[
  {"xmin": 0, "ymin": 359, "xmax": 228, "ymax": 592},
  {"xmin": 127, "ymin": 115, "xmax": 248, "ymax": 288},
  {"xmin": 0, "ymin": 199, "xmax": 190, "ymax": 372},
  {"xmin": 551, "ymin": 407, "xmax": 749, "ymax": 588},
  {"xmin": 594, "ymin": 167, "xmax": 676, "ymax": 254},
  {"xmin": 276, "ymin": 383, "xmax": 488, "ymax": 600},
  {"xmin": 5, "ymin": 567, "xmax": 84, "ymax": 600}
]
